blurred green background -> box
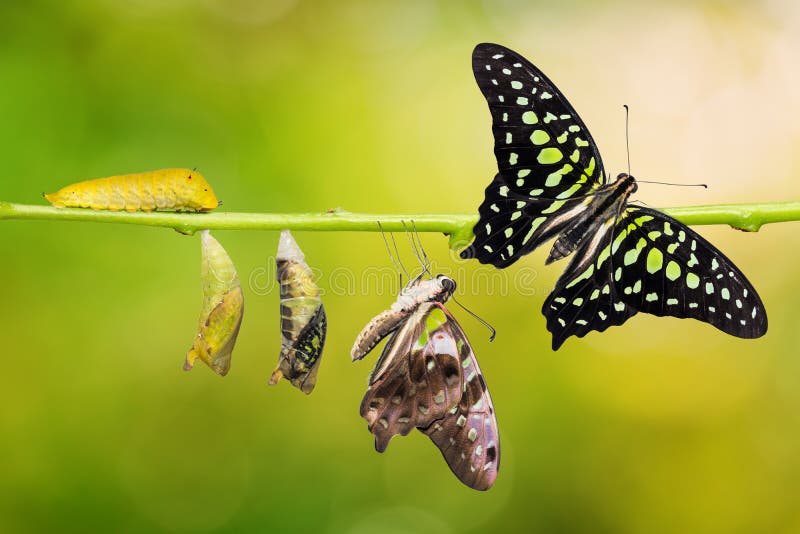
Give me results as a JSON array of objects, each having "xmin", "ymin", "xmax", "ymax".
[{"xmin": 2, "ymin": 0, "xmax": 799, "ymax": 532}]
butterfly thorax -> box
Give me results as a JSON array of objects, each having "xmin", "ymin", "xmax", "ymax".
[
  {"xmin": 351, "ymin": 275, "xmax": 456, "ymax": 361},
  {"xmin": 546, "ymin": 173, "xmax": 638, "ymax": 265},
  {"xmin": 393, "ymin": 275, "xmax": 456, "ymax": 312}
]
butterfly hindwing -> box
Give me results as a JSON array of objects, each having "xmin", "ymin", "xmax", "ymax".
[
  {"xmin": 543, "ymin": 206, "xmax": 768, "ymax": 348},
  {"xmin": 543, "ymin": 218, "xmax": 637, "ymax": 350},
  {"xmin": 360, "ymin": 303, "xmax": 463, "ymax": 452},
  {"xmin": 462, "ymin": 43, "xmax": 607, "ymax": 266},
  {"xmin": 422, "ymin": 305, "xmax": 499, "ymax": 491},
  {"xmin": 613, "ymin": 207, "xmax": 768, "ymax": 337}
]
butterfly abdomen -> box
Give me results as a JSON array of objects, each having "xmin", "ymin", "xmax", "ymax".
[
  {"xmin": 44, "ymin": 168, "xmax": 219, "ymax": 212},
  {"xmin": 351, "ymin": 309, "xmax": 406, "ymax": 362}
]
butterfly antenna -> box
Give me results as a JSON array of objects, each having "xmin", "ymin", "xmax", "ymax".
[
  {"xmin": 624, "ymin": 106, "xmax": 707, "ymax": 189},
  {"xmin": 377, "ymin": 221, "xmax": 409, "ymax": 282},
  {"xmin": 451, "ymin": 296, "xmax": 496, "ymax": 342},
  {"xmin": 637, "ymin": 180, "xmax": 708, "ymax": 188},
  {"xmin": 402, "ymin": 220, "xmax": 423, "ymax": 272},
  {"xmin": 389, "ymin": 225, "xmax": 410, "ymax": 280},
  {"xmin": 407, "ymin": 220, "xmax": 431, "ymax": 277},
  {"xmin": 412, "ymin": 220, "xmax": 432, "ymax": 276},
  {"xmin": 623, "ymin": 104, "xmax": 631, "ymax": 176},
  {"xmin": 402, "ymin": 219, "xmax": 430, "ymax": 279}
]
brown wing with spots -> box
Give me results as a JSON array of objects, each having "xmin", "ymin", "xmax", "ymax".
[
  {"xmin": 359, "ymin": 303, "xmax": 463, "ymax": 452},
  {"xmin": 421, "ymin": 306, "xmax": 499, "ymax": 491}
]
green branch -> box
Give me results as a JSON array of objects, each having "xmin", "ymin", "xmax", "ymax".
[{"xmin": 2, "ymin": 200, "xmax": 799, "ymax": 249}]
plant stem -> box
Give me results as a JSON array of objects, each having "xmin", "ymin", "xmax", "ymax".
[{"xmin": 2, "ymin": 200, "xmax": 798, "ymax": 249}]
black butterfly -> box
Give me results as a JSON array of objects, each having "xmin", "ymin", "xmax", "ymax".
[{"xmin": 460, "ymin": 43, "xmax": 767, "ymax": 349}]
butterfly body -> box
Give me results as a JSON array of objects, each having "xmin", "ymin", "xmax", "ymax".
[
  {"xmin": 351, "ymin": 274, "xmax": 454, "ymax": 362},
  {"xmin": 545, "ymin": 173, "xmax": 638, "ymax": 267},
  {"xmin": 355, "ymin": 275, "xmax": 499, "ymax": 491},
  {"xmin": 461, "ymin": 43, "xmax": 767, "ymax": 349}
]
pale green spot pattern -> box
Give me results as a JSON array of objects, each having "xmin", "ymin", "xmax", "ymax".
[
  {"xmin": 556, "ymin": 183, "xmax": 582, "ymax": 200},
  {"xmin": 686, "ymin": 272, "xmax": 700, "ymax": 289},
  {"xmin": 646, "ymin": 248, "xmax": 663, "ymax": 273},
  {"xmin": 624, "ymin": 248, "xmax": 640, "ymax": 266},
  {"xmin": 522, "ymin": 111, "xmax": 538, "ymax": 124},
  {"xmin": 545, "ymin": 164, "xmax": 573, "ymax": 187},
  {"xmin": 666, "ymin": 260, "xmax": 681, "ymax": 281},
  {"xmin": 537, "ymin": 148, "xmax": 563, "ymax": 164},
  {"xmin": 530, "ymin": 130, "xmax": 550, "ymax": 145}
]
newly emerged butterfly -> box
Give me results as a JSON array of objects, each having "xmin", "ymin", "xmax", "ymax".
[
  {"xmin": 185, "ymin": 230, "xmax": 244, "ymax": 376},
  {"xmin": 460, "ymin": 43, "xmax": 768, "ymax": 349},
  {"xmin": 44, "ymin": 168, "xmax": 219, "ymax": 212},
  {"xmin": 353, "ymin": 274, "xmax": 499, "ymax": 491},
  {"xmin": 269, "ymin": 230, "xmax": 327, "ymax": 394}
]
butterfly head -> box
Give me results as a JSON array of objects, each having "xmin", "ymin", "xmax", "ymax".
[
  {"xmin": 434, "ymin": 274, "xmax": 457, "ymax": 302},
  {"xmin": 616, "ymin": 173, "xmax": 638, "ymax": 195}
]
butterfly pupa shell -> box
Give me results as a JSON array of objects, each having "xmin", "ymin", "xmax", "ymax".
[
  {"xmin": 184, "ymin": 230, "xmax": 244, "ymax": 376},
  {"xmin": 269, "ymin": 230, "xmax": 326, "ymax": 394},
  {"xmin": 44, "ymin": 168, "xmax": 219, "ymax": 212}
]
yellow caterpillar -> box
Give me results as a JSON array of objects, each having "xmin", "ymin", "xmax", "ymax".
[{"xmin": 44, "ymin": 168, "xmax": 219, "ymax": 212}]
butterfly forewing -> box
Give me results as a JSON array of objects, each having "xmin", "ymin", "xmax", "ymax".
[
  {"xmin": 360, "ymin": 303, "xmax": 463, "ymax": 452},
  {"xmin": 422, "ymin": 306, "xmax": 499, "ymax": 491},
  {"xmin": 613, "ymin": 207, "xmax": 767, "ymax": 337},
  {"xmin": 462, "ymin": 43, "xmax": 607, "ymax": 267}
]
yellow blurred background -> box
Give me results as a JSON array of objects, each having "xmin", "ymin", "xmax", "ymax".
[{"xmin": 1, "ymin": 1, "xmax": 799, "ymax": 532}]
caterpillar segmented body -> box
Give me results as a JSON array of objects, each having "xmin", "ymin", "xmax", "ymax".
[
  {"xmin": 269, "ymin": 230, "xmax": 326, "ymax": 394},
  {"xmin": 44, "ymin": 168, "xmax": 219, "ymax": 212},
  {"xmin": 185, "ymin": 230, "xmax": 244, "ymax": 376}
]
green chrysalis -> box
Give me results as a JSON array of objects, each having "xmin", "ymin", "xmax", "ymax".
[{"xmin": 184, "ymin": 230, "xmax": 244, "ymax": 376}]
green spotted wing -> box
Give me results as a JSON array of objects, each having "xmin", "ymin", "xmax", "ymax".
[
  {"xmin": 461, "ymin": 42, "xmax": 768, "ymax": 349},
  {"xmin": 460, "ymin": 43, "xmax": 607, "ymax": 268},
  {"xmin": 543, "ymin": 207, "xmax": 767, "ymax": 349}
]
